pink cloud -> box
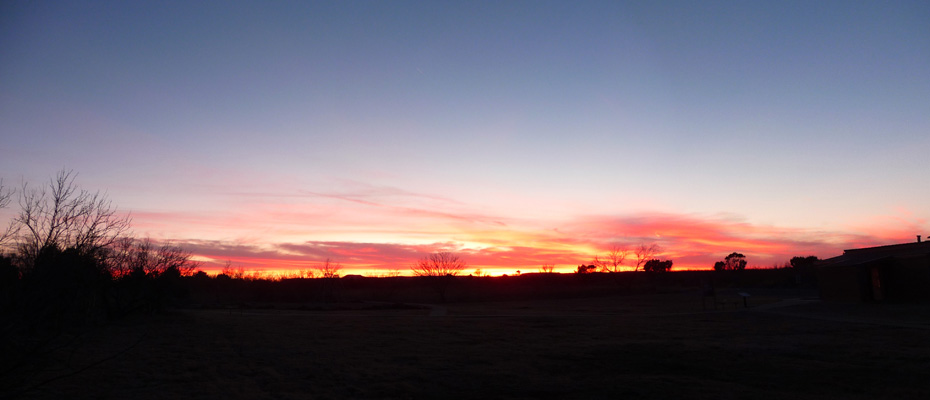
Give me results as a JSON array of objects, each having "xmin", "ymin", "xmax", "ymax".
[
  {"xmin": 559, "ymin": 212, "xmax": 923, "ymax": 268},
  {"xmin": 135, "ymin": 204, "xmax": 927, "ymax": 275}
]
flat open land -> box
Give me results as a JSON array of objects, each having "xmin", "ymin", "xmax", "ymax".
[{"xmin": 7, "ymin": 291, "xmax": 930, "ymax": 399}]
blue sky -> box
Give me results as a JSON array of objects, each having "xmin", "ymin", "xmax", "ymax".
[{"xmin": 2, "ymin": 1, "xmax": 928, "ymax": 273}]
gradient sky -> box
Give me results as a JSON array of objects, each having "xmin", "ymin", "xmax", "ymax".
[{"xmin": 2, "ymin": 1, "xmax": 928, "ymax": 275}]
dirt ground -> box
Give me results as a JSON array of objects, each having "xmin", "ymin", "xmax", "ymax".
[{"xmin": 6, "ymin": 291, "xmax": 930, "ymax": 399}]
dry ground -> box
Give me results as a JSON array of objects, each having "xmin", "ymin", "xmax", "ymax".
[{"xmin": 5, "ymin": 292, "xmax": 930, "ymax": 399}]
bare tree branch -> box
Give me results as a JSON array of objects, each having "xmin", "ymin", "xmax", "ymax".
[
  {"xmin": 411, "ymin": 251, "xmax": 466, "ymax": 302},
  {"xmin": 593, "ymin": 246, "xmax": 628, "ymax": 273},
  {"xmin": 411, "ymin": 251, "xmax": 466, "ymax": 277},
  {"xmin": 634, "ymin": 243, "xmax": 660, "ymax": 271},
  {"xmin": 316, "ymin": 258, "xmax": 342, "ymax": 279},
  {"xmin": 12, "ymin": 170, "xmax": 131, "ymax": 269},
  {"xmin": 0, "ymin": 178, "xmax": 18, "ymax": 248}
]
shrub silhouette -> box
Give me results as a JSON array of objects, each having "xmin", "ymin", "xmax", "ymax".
[
  {"xmin": 576, "ymin": 264, "xmax": 596, "ymax": 274},
  {"xmin": 643, "ymin": 259, "xmax": 673, "ymax": 273}
]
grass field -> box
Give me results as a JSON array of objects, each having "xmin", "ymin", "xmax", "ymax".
[{"xmin": 6, "ymin": 290, "xmax": 930, "ymax": 399}]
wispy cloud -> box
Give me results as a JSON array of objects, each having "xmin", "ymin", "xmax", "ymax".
[
  {"xmin": 298, "ymin": 188, "xmax": 509, "ymax": 227},
  {"xmin": 159, "ymin": 209, "xmax": 919, "ymax": 274},
  {"xmin": 128, "ymin": 189, "xmax": 926, "ymax": 274}
]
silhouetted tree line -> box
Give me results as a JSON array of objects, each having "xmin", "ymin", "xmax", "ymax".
[
  {"xmin": 0, "ymin": 172, "xmax": 824, "ymax": 321},
  {"xmin": 789, "ymin": 255, "xmax": 819, "ymax": 271},
  {"xmin": 0, "ymin": 171, "xmax": 205, "ymax": 395},
  {"xmin": 0, "ymin": 172, "xmax": 199, "ymax": 336}
]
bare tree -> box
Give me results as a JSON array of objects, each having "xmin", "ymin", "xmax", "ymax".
[
  {"xmin": 13, "ymin": 170, "xmax": 130, "ymax": 268},
  {"xmin": 102, "ymin": 237, "xmax": 198, "ymax": 278},
  {"xmin": 0, "ymin": 179, "xmax": 17, "ymax": 248},
  {"xmin": 316, "ymin": 258, "xmax": 342, "ymax": 279},
  {"xmin": 221, "ymin": 260, "xmax": 246, "ymax": 279},
  {"xmin": 0, "ymin": 179, "xmax": 12, "ymax": 210},
  {"xmin": 103, "ymin": 235, "xmax": 136, "ymax": 278},
  {"xmin": 411, "ymin": 251, "xmax": 466, "ymax": 277},
  {"xmin": 151, "ymin": 240, "xmax": 198, "ymax": 277},
  {"xmin": 634, "ymin": 243, "xmax": 660, "ymax": 271},
  {"xmin": 412, "ymin": 251, "xmax": 466, "ymax": 302},
  {"xmin": 593, "ymin": 246, "xmax": 628, "ymax": 273},
  {"xmin": 539, "ymin": 264, "xmax": 555, "ymax": 273}
]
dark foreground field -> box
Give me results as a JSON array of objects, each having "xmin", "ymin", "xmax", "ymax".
[{"xmin": 6, "ymin": 291, "xmax": 930, "ymax": 399}]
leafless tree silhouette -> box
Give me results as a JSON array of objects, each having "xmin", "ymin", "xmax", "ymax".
[
  {"xmin": 103, "ymin": 237, "xmax": 197, "ymax": 278},
  {"xmin": 0, "ymin": 179, "xmax": 12, "ymax": 208},
  {"xmin": 148, "ymin": 239, "xmax": 198, "ymax": 277},
  {"xmin": 411, "ymin": 251, "xmax": 466, "ymax": 277},
  {"xmin": 593, "ymin": 246, "xmax": 628, "ymax": 273},
  {"xmin": 412, "ymin": 251, "xmax": 466, "ymax": 302},
  {"xmin": 12, "ymin": 170, "xmax": 130, "ymax": 269},
  {"xmin": 0, "ymin": 179, "xmax": 17, "ymax": 248},
  {"xmin": 316, "ymin": 258, "xmax": 342, "ymax": 279},
  {"xmin": 634, "ymin": 243, "xmax": 660, "ymax": 271},
  {"xmin": 104, "ymin": 236, "xmax": 136, "ymax": 278},
  {"xmin": 219, "ymin": 260, "xmax": 247, "ymax": 279},
  {"xmin": 539, "ymin": 264, "xmax": 555, "ymax": 273}
]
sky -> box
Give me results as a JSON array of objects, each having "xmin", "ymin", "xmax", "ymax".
[{"xmin": 2, "ymin": 0, "xmax": 929, "ymax": 275}]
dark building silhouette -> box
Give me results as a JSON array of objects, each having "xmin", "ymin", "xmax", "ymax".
[{"xmin": 818, "ymin": 238, "xmax": 930, "ymax": 302}]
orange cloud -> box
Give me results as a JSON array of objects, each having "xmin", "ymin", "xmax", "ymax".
[
  {"xmin": 136, "ymin": 201, "xmax": 926, "ymax": 276},
  {"xmin": 558, "ymin": 212, "xmax": 922, "ymax": 269}
]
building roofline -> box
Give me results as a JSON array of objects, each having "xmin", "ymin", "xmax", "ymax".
[{"xmin": 843, "ymin": 241, "xmax": 930, "ymax": 255}]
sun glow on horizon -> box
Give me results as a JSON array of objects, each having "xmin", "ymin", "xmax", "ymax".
[
  {"xmin": 168, "ymin": 209, "xmax": 927, "ymax": 280},
  {"xmin": 193, "ymin": 260, "xmax": 782, "ymax": 280}
]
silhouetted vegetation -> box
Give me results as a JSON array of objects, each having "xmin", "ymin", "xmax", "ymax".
[
  {"xmin": 788, "ymin": 255, "xmax": 820, "ymax": 287},
  {"xmin": 0, "ymin": 173, "xmax": 838, "ymax": 322},
  {"xmin": 592, "ymin": 246, "xmax": 628, "ymax": 273},
  {"xmin": 0, "ymin": 179, "xmax": 16, "ymax": 247},
  {"xmin": 1, "ymin": 172, "xmax": 199, "ymax": 322},
  {"xmin": 411, "ymin": 251, "xmax": 466, "ymax": 277},
  {"xmin": 316, "ymin": 257, "xmax": 343, "ymax": 279},
  {"xmin": 0, "ymin": 171, "xmax": 200, "ymax": 396},
  {"xmin": 576, "ymin": 264, "xmax": 596, "ymax": 274},
  {"xmin": 633, "ymin": 243, "xmax": 660, "ymax": 271},
  {"xmin": 411, "ymin": 251, "xmax": 466, "ymax": 302},
  {"xmin": 714, "ymin": 252, "xmax": 748, "ymax": 271},
  {"xmin": 0, "ymin": 172, "xmax": 885, "ymax": 398},
  {"xmin": 643, "ymin": 259, "xmax": 673, "ymax": 273},
  {"xmin": 790, "ymin": 255, "xmax": 819, "ymax": 271}
]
